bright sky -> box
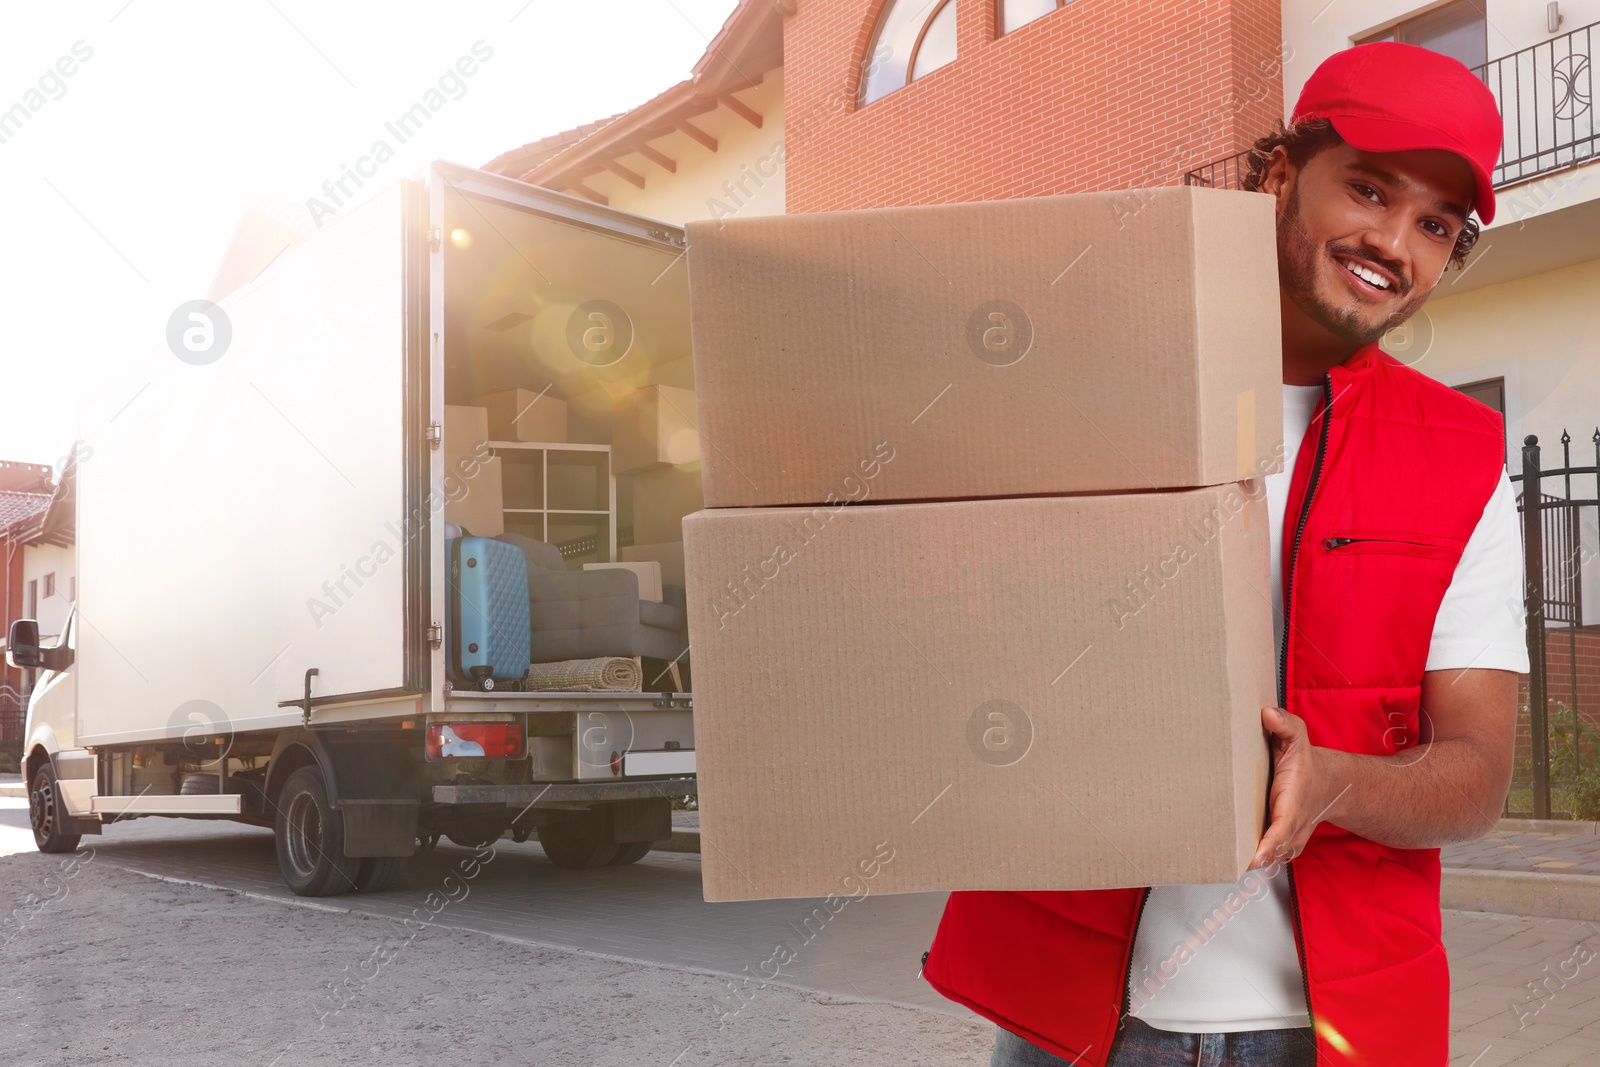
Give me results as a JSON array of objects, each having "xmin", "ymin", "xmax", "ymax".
[{"xmin": 0, "ymin": 0, "xmax": 741, "ymax": 470}]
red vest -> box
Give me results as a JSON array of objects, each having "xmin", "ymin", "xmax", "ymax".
[{"xmin": 923, "ymin": 342, "xmax": 1507, "ymax": 1066}]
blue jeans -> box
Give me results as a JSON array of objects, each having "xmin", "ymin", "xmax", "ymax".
[{"xmin": 992, "ymin": 1015, "xmax": 1317, "ymax": 1066}]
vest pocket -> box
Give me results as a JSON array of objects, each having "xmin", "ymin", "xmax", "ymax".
[
  {"xmin": 1364, "ymin": 855, "xmax": 1443, "ymax": 942},
  {"xmin": 1320, "ymin": 531, "xmax": 1461, "ymax": 563}
]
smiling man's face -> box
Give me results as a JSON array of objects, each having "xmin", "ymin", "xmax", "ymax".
[{"xmin": 1264, "ymin": 139, "xmax": 1477, "ymax": 370}]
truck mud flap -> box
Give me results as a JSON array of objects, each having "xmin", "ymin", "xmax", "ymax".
[
  {"xmin": 611, "ymin": 796, "xmax": 671, "ymax": 843},
  {"xmin": 341, "ymin": 799, "xmax": 419, "ymax": 858},
  {"xmin": 268, "ymin": 731, "xmax": 421, "ymax": 857}
]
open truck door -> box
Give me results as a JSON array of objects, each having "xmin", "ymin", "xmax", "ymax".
[
  {"xmin": 425, "ymin": 162, "xmax": 693, "ymax": 713},
  {"xmin": 61, "ymin": 164, "xmax": 694, "ymax": 892}
]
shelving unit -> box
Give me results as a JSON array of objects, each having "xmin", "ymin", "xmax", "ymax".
[{"xmin": 488, "ymin": 441, "xmax": 616, "ymax": 565}]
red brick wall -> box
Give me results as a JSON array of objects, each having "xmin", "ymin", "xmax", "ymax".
[
  {"xmin": 784, "ymin": 0, "xmax": 1285, "ymax": 212},
  {"xmin": 1515, "ymin": 627, "xmax": 1600, "ymax": 781},
  {"xmin": 2, "ymin": 543, "xmax": 24, "ymax": 743}
]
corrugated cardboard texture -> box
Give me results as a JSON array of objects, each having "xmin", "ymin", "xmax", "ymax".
[
  {"xmin": 683, "ymin": 485, "xmax": 1273, "ymax": 901},
  {"xmin": 443, "ymin": 405, "xmax": 504, "ymax": 538},
  {"xmin": 686, "ymin": 187, "xmax": 1283, "ymax": 508}
]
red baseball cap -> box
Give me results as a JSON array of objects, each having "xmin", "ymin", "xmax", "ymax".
[{"xmin": 1291, "ymin": 41, "xmax": 1504, "ymax": 224}]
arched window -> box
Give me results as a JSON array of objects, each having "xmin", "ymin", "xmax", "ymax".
[
  {"xmin": 998, "ymin": 0, "xmax": 1069, "ymax": 36},
  {"xmin": 860, "ymin": 0, "xmax": 959, "ymax": 105}
]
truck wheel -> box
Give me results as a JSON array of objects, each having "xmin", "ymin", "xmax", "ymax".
[
  {"xmin": 274, "ymin": 766, "xmax": 359, "ymax": 897},
  {"xmin": 353, "ymin": 856, "xmax": 409, "ymax": 893},
  {"xmin": 538, "ymin": 817, "xmax": 619, "ymax": 869},
  {"xmin": 607, "ymin": 841, "xmax": 653, "ymax": 866},
  {"xmin": 29, "ymin": 763, "xmax": 81, "ymax": 854}
]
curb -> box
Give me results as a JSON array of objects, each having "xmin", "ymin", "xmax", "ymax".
[
  {"xmin": 1496, "ymin": 817, "xmax": 1600, "ymax": 835},
  {"xmin": 10, "ymin": 806, "xmax": 1596, "ymax": 919},
  {"xmin": 0, "ymin": 785, "xmax": 24, "ymax": 799},
  {"xmin": 1442, "ymin": 867, "xmax": 1600, "ymax": 921},
  {"xmin": 653, "ymin": 827, "xmax": 701, "ymax": 854}
]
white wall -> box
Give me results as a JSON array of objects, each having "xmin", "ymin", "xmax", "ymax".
[
  {"xmin": 1417, "ymin": 254, "xmax": 1600, "ymax": 621},
  {"xmin": 1422, "ymin": 255, "xmax": 1600, "ymax": 450},
  {"xmin": 592, "ymin": 67, "xmax": 786, "ymax": 226},
  {"xmin": 22, "ymin": 543, "xmax": 74, "ymax": 642}
]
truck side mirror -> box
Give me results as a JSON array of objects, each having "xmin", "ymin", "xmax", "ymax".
[{"xmin": 7, "ymin": 620, "xmax": 42, "ymax": 669}]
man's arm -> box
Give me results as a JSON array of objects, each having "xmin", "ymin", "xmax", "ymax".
[{"xmin": 1247, "ymin": 666, "xmax": 1518, "ymax": 868}]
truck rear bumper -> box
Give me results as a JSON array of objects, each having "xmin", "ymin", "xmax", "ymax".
[{"xmin": 431, "ymin": 777, "xmax": 696, "ymax": 807}]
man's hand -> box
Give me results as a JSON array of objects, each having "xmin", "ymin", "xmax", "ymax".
[
  {"xmin": 1248, "ymin": 706, "xmax": 1346, "ymax": 870},
  {"xmin": 1246, "ymin": 670, "xmax": 1518, "ymax": 860}
]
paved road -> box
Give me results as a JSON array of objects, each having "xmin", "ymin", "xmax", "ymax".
[
  {"xmin": 0, "ymin": 799, "xmax": 954, "ymax": 1019},
  {"xmin": 8, "ymin": 800, "xmax": 1600, "ymax": 1064}
]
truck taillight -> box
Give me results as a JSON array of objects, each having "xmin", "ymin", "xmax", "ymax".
[{"xmin": 426, "ymin": 722, "xmax": 524, "ymax": 760}]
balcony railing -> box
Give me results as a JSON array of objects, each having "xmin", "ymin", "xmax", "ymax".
[{"xmin": 1185, "ymin": 18, "xmax": 1598, "ymax": 194}]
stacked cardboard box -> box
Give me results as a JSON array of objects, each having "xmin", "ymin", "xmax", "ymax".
[{"xmin": 682, "ymin": 187, "xmax": 1284, "ymax": 901}]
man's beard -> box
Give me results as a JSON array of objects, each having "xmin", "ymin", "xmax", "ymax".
[{"xmin": 1276, "ymin": 182, "xmax": 1429, "ymax": 349}]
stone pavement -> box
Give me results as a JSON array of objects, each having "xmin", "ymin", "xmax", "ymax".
[
  {"xmin": 1444, "ymin": 828, "xmax": 1600, "ymax": 875},
  {"xmin": 0, "ymin": 799, "xmax": 953, "ymax": 1018},
  {"xmin": 8, "ymin": 801, "xmax": 1600, "ymax": 1062}
]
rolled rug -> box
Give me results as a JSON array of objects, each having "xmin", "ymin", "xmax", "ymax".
[{"xmin": 525, "ymin": 656, "xmax": 643, "ymax": 692}]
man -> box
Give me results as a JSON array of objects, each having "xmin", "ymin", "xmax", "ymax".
[{"xmin": 923, "ymin": 42, "xmax": 1528, "ymax": 1067}]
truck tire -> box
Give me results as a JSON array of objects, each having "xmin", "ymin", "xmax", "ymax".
[
  {"xmin": 606, "ymin": 841, "xmax": 653, "ymax": 866},
  {"xmin": 274, "ymin": 766, "xmax": 360, "ymax": 897},
  {"xmin": 353, "ymin": 856, "xmax": 409, "ymax": 893},
  {"xmin": 29, "ymin": 763, "xmax": 81, "ymax": 854},
  {"xmin": 538, "ymin": 816, "xmax": 619, "ymax": 869}
]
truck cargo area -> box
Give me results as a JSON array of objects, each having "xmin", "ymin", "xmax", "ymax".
[{"xmin": 14, "ymin": 164, "xmax": 702, "ymax": 894}]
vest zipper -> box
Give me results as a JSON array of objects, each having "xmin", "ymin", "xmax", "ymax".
[
  {"xmin": 1279, "ymin": 373, "xmax": 1332, "ymax": 709},
  {"xmin": 1323, "ymin": 536, "xmax": 1429, "ymax": 550},
  {"xmin": 1116, "ymin": 886, "xmax": 1152, "ymax": 1041},
  {"xmin": 1279, "ymin": 372, "xmax": 1333, "ymax": 1061}
]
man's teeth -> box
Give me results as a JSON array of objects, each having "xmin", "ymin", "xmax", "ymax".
[{"xmin": 1342, "ymin": 259, "xmax": 1390, "ymax": 290}]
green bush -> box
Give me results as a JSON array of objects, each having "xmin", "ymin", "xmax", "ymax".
[{"xmin": 1566, "ymin": 769, "xmax": 1600, "ymax": 822}]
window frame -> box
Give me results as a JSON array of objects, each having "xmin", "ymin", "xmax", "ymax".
[
  {"xmin": 908, "ymin": 0, "xmax": 957, "ymax": 82},
  {"xmin": 995, "ymin": 0, "xmax": 1069, "ymax": 37},
  {"xmin": 860, "ymin": 0, "xmax": 960, "ymax": 106},
  {"xmin": 1355, "ymin": 0, "xmax": 1487, "ymax": 71}
]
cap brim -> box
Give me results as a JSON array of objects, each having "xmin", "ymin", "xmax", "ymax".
[{"xmin": 1329, "ymin": 113, "xmax": 1496, "ymax": 225}]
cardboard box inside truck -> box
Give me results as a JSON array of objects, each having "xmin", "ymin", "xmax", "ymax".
[
  {"xmin": 473, "ymin": 387, "xmax": 569, "ymax": 443},
  {"xmin": 685, "ymin": 185, "xmax": 1283, "ymax": 508},
  {"xmin": 682, "ymin": 483, "xmax": 1275, "ymax": 901}
]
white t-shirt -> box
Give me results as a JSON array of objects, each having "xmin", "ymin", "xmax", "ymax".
[{"xmin": 1126, "ymin": 382, "xmax": 1530, "ymax": 1033}]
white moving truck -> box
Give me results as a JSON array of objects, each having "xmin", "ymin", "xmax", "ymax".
[{"xmin": 7, "ymin": 163, "xmax": 699, "ymax": 895}]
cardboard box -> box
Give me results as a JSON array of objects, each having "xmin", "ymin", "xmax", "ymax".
[
  {"xmin": 630, "ymin": 465, "xmax": 702, "ymax": 546},
  {"xmin": 621, "ymin": 541, "xmax": 686, "ymax": 589},
  {"xmin": 582, "ymin": 561, "xmax": 664, "ymax": 603},
  {"xmin": 613, "ymin": 384, "xmax": 700, "ymax": 474},
  {"xmin": 686, "ymin": 187, "xmax": 1283, "ymax": 508},
  {"xmin": 473, "ymin": 388, "xmax": 568, "ymax": 443},
  {"xmin": 443, "ymin": 405, "xmax": 504, "ymax": 537},
  {"xmin": 682, "ymin": 483, "xmax": 1273, "ymax": 900}
]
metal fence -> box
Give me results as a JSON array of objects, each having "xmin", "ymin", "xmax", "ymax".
[
  {"xmin": 1480, "ymin": 20, "xmax": 1598, "ymax": 187},
  {"xmin": 1184, "ymin": 18, "xmax": 1598, "ymax": 193},
  {"xmin": 1511, "ymin": 431, "xmax": 1599, "ymax": 818},
  {"xmin": 0, "ymin": 685, "xmax": 25, "ymax": 747}
]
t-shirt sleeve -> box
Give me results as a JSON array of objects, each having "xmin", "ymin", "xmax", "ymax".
[{"xmin": 1426, "ymin": 469, "xmax": 1532, "ymax": 673}]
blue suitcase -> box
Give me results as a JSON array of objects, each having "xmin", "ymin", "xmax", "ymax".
[{"xmin": 448, "ymin": 536, "xmax": 531, "ymax": 690}]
